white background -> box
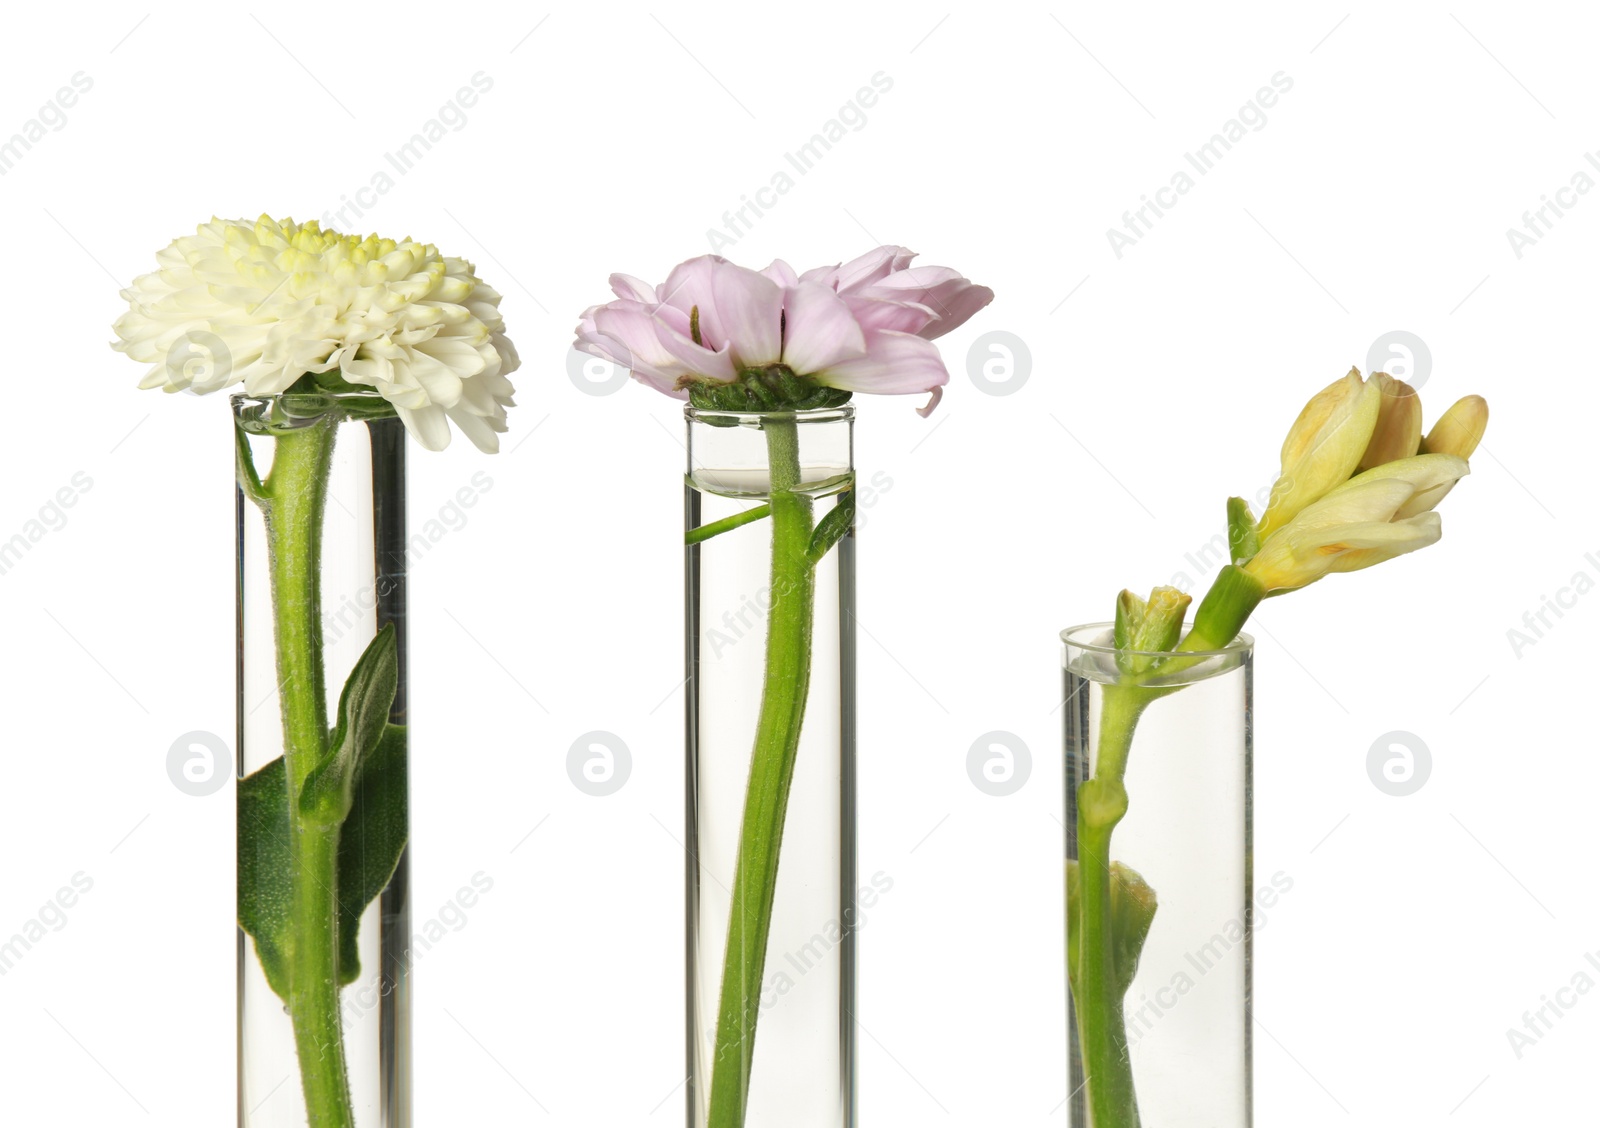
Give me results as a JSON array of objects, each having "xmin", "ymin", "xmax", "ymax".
[{"xmin": 0, "ymin": 1, "xmax": 1593, "ymax": 1124}]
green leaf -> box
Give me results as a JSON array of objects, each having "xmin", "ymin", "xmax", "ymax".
[
  {"xmin": 336, "ymin": 723, "xmax": 409, "ymax": 986},
  {"xmin": 237, "ymin": 756, "xmax": 293, "ymax": 1000},
  {"xmin": 807, "ymin": 491, "xmax": 855, "ymax": 563},
  {"xmin": 237, "ymin": 723, "xmax": 409, "ymax": 1001},
  {"xmin": 301, "ymin": 624, "xmax": 399, "ymax": 824},
  {"xmin": 235, "ymin": 423, "xmax": 269, "ymax": 509},
  {"xmin": 685, "ymin": 503, "xmax": 771, "ymax": 545}
]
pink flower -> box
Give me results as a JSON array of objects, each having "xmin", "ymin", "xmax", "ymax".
[{"xmin": 575, "ymin": 246, "xmax": 991, "ymax": 415}]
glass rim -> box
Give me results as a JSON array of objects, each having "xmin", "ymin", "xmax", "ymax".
[
  {"xmin": 231, "ymin": 390, "xmax": 387, "ymax": 405},
  {"xmin": 684, "ymin": 404, "xmax": 854, "ymax": 424},
  {"xmin": 1059, "ymin": 620, "xmax": 1254, "ymax": 659}
]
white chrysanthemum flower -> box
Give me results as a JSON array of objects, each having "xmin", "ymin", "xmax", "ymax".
[{"xmin": 111, "ymin": 215, "xmax": 518, "ymax": 452}]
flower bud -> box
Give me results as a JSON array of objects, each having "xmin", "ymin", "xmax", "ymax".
[
  {"xmin": 1066, "ymin": 859, "xmax": 1158, "ymax": 997},
  {"xmin": 1109, "ymin": 862, "xmax": 1158, "ymax": 994},
  {"xmin": 1258, "ymin": 369, "xmax": 1382, "ymax": 538},
  {"xmin": 1356, "ymin": 373, "xmax": 1423, "ymax": 471},
  {"xmin": 1420, "ymin": 395, "xmax": 1489, "ymax": 460},
  {"xmin": 1406, "ymin": 395, "xmax": 1488, "ymax": 513},
  {"xmin": 1113, "ymin": 586, "xmax": 1191, "ymax": 675}
]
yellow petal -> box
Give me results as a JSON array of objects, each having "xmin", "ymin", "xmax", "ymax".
[
  {"xmin": 1356, "ymin": 373, "xmax": 1423, "ymax": 470},
  {"xmin": 1343, "ymin": 452, "xmax": 1469, "ymax": 519},
  {"xmin": 1324, "ymin": 512, "xmax": 1443, "ymax": 573},
  {"xmin": 1258, "ymin": 369, "xmax": 1382, "ymax": 537}
]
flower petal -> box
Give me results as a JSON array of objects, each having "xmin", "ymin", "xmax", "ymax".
[
  {"xmin": 1325, "ymin": 513, "xmax": 1443, "ymax": 573},
  {"xmin": 709, "ymin": 262, "xmax": 783, "ymax": 368},
  {"xmin": 588, "ymin": 305, "xmax": 694, "ymax": 388},
  {"xmin": 780, "ymin": 282, "xmax": 866, "ymax": 375},
  {"xmin": 761, "ymin": 259, "xmax": 800, "ymax": 289},
  {"xmin": 656, "ymin": 255, "xmax": 727, "ymax": 346},
  {"xmin": 858, "ymin": 267, "xmax": 994, "ymax": 339},
  {"xmin": 842, "ymin": 294, "xmax": 940, "ymax": 336},
  {"xmin": 609, "ymin": 273, "xmax": 657, "ymax": 303},
  {"xmin": 803, "ymin": 245, "xmax": 918, "ymax": 291},
  {"xmin": 395, "ymin": 403, "xmax": 452, "ymax": 451},
  {"xmin": 652, "ymin": 317, "xmax": 738, "ymax": 384},
  {"xmin": 814, "ymin": 329, "xmax": 950, "ymax": 395}
]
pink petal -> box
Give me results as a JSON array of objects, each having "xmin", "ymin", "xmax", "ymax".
[
  {"xmin": 914, "ymin": 282, "xmax": 994, "ymax": 340},
  {"xmin": 589, "ymin": 305, "xmax": 692, "ymax": 388},
  {"xmin": 609, "ymin": 273, "xmax": 657, "ymax": 303},
  {"xmin": 860, "ymin": 268, "xmax": 994, "ymax": 339},
  {"xmin": 834, "ymin": 245, "xmax": 918, "ymax": 292},
  {"xmin": 814, "ymin": 329, "xmax": 951, "ymax": 395},
  {"xmin": 780, "ymin": 282, "xmax": 866, "ymax": 374},
  {"xmin": 709, "ymin": 261, "xmax": 783, "ymax": 368},
  {"xmin": 656, "ymin": 255, "xmax": 727, "ymax": 345},
  {"xmin": 801, "ymin": 245, "xmax": 917, "ymax": 291},
  {"xmin": 652, "ymin": 318, "xmax": 738, "ymax": 383},
  {"xmin": 798, "ymin": 262, "xmax": 841, "ymax": 288},
  {"xmin": 842, "ymin": 294, "xmax": 940, "ymax": 335},
  {"xmin": 760, "ymin": 259, "xmax": 800, "ymax": 288}
]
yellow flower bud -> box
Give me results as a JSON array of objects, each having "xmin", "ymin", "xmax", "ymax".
[
  {"xmin": 1410, "ymin": 395, "xmax": 1488, "ymax": 512},
  {"xmin": 1420, "ymin": 394, "xmax": 1489, "ymax": 460},
  {"xmin": 1356, "ymin": 373, "xmax": 1423, "ymax": 471},
  {"xmin": 1258, "ymin": 369, "xmax": 1382, "ymax": 538}
]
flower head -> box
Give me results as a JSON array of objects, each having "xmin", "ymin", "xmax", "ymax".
[
  {"xmin": 574, "ymin": 246, "xmax": 992, "ymax": 415},
  {"xmin": 1255, "ymin": 366, "xmax": 1495, "ymax": 538},
  {"xmin": 1175, "ymin": 375, "xmax": 1488, "ymax": 653},
  {"xmin": 111, "ymin": 216, "xmax": 519, "ymax": 452}
]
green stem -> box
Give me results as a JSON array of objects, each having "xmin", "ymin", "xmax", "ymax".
[
  {"xmin": 261, "ymin": 418, "xmax": 355, "ymax": 1128},
  {"xmin": 706, "ymin": 419, "xmax": 817, "ymax": 1128},
  {"xmin": 686, "ymin": 503, "xmax": 771, "ymax": 545},
  {"xmin": 1072, "ymin": 684, "xmax": 1148, "ymax": 1128}
]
